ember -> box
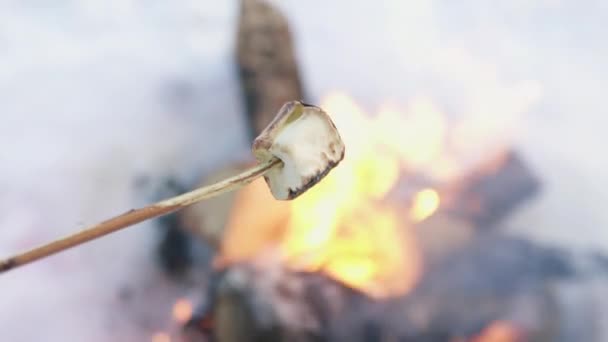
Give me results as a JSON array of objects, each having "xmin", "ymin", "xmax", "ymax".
[
  {"xmin": 172, "ymin": 298, "xmax": 193, "ymax": 324},
  {"xmin": 151, "ymin": 332, "xmax": 171, "ymax": 342},
  {"xmin": 470, "ymin": 321, "xmax": 522, "ymax": 342}
]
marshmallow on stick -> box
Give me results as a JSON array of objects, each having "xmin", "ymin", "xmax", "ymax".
[
  {"xmin": 0, "ymin": 101, "xmax": 345, "ymax": 273},
  {"xmin": 253, "ymin": 101, "xmax": 345, "ymax": 199}
]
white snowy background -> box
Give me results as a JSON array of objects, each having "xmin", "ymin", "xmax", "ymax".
[{"xmin": 1, "ymin": 1, "xmax": 607, "ymax": 341}]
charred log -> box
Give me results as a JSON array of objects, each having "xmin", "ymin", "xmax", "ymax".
[
  {"xmin": 441, "ymin": 150, "xmax": 541, "ymax": 229},
  {"xmin": 185, "ymin": 236, "xmax": 608, "ymax": 342},
  {"xmin": 152, "ymin": 179, "xmax": 196, "ymax": 277},
  {"xmin": 236, "ymin": 0, "xmax": 306, "ymax": 139}
]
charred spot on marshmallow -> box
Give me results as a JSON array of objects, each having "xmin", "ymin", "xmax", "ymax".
[
  {"xmin": 252, "ymin": 101, "xmax": 345, "ymax": 200},
  {"xmin": 287, "ymin": 150, "xmax": 344, "ymax": 199},
  {"xmin": 299, "ymin": 101, "xmax": 318, "ymax": 108}
]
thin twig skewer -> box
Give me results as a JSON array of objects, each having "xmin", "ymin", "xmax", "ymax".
[{"xmin": 0, "ymin": 158, "xmax": 281, "ymax": 274}]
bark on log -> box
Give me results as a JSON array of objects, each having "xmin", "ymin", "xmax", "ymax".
[
  {"xmin": 190, "ymin": 260, "xmax": 367, "ymax": 342},
  {"xmin": 236, "ymin": 0, "xmax": 305, "ymax": 139}
]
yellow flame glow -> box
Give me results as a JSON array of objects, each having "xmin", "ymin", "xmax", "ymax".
[
  {"xmin": 172, "ymin": 298, "xmax": 193, "ymax": 324},
  {"xmin": 220, "ymin": 92, "xmax": 449, "ymax": 298},
  {"xmin": 151, "ymin": 332, "xmax": 171, "ymax": 342},
  {"xmin": 278, "ymin": 92, "xmax": 440, "ymax": 298},
  {"xmin": 470, "ymin": 321, "xmax": 521, "ymax": 342},
  {"xmin": 410, "ymin": 188, "xmax": 440, "ymax": 222}
]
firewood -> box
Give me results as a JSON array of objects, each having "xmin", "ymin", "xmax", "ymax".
[
  {"xmin": 197, "ymin": 237, "xmax": 596, "ymax": 342},
  {"xmin": 209, "ymin": 261, "xmax": 361, "ymax": 342},
  {"xmin": 237, "ymin": 0, "xmax": 305, "ymax": 139},
  {"xmin": 414, "ymin": 212, "xmax": 475, "ymax": 266},
  {"xmin": 441, "ymin": 149, "xmax": 541, "ymax": 229}
]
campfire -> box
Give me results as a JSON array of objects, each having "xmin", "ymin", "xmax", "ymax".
[
  {"xmin": 146, "ymin": 1, "xmax": 608, "ymax": 341},
  {"xmin": 3, "ymin": 1, "xmax": 608, "ymax": 341},
  {"xmin": 218, "ymin": 92, "xmax": 435, "ymax": 299},
  {"xmin": 172, "ymin": 89, "xmax": 543, "ymax": 341}
]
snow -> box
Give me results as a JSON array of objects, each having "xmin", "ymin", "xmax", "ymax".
[{"xmin": 1, "ymin": 0, "xmax": 607, "ymax": 340}]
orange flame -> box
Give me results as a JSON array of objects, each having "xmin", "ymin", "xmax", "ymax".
[
  {"xmin": 219, "ymin": 86, "xmax": 537, "ymax": 297},
  {"xmin": 172, "ymin": 298, "xmax": 193, "ymax": 324},
  {"xmin": 278, "ymin": 92, "xmax": 444, "ymax": 298},
  {"xmin": 151, "ymin": 332, "xmax": 171, "ymax": 342},
  {"xmin": 470, "ymin": 321, "xmax": 522, "ymax": 342},
  {"xmin": 219, "ymin": 92, "xmax": 451, "ymax": 298}
]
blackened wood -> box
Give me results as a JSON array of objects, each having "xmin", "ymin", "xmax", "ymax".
[
  {"xmin": 385, "ymin": 236, "xmax": 574, "ymax": 341},
  {"xmin": 236, "ymin": 0, "xmax": 305, "ymax": 139},
  {"xmin": 157, "ymin": 213, "xmax": 194, "ymax": 277},
  {"xmin": 193, "ymin": 261, "xmax": 367, "ymax": 342},
  {"xmin": 415, "ymin": 150, "xmax": 540, "ymax": 265},
  {"xmin": 192, "ymin": 236, "xmax": 607, "ymax": 342},
  {"xmin": 441, "ymin": 150, "xmax": 541, "ymax": 229}
]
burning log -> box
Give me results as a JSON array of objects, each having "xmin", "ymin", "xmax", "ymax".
[
  {"xmin": 180, "ymin": 0, "xmax": 541, "ymax": 272},
  {"xmin": 413, "ymin": 212, "xmax": 475, "ymax": 266},
  {"xmin": 182, "ymin": 148, "xmax": 541, "ymax": 276},
  {"xmin": 439, "ymin": 150, "xmax": 541, "ymax": 229},
  {"xmin": 185, "ymin": 236, "xmax": 608, "ymax": 342},
  {"xmin": 178, "ymin": 148, "xmax": 541, "ymax": 276},
  {"xmin": 183, "ymin": 258, "xmax": 370, "ymax": 342},
  {"xmin": 386, "ymin": 236, "xmax": 575, "ymax": 341},
  {"xmin": 415, "ymin": 149, "xmax": 541, "ymax": 265},
  {"xmin": 163, "ymin": 1, "xmax": 585, "ymax": 341},
  {"xmin": 237, "ymin": 0, "xmax": 305, "ymax": 139}
]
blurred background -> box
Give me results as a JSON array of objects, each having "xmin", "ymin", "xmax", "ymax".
[{"xmin": 1, "ymin": 1, "xmax": 607, "ymax": 341}]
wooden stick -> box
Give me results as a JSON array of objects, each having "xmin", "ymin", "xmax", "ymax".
[{"xmin": 0, "ymin": 158, "xmax": 281, "ymax": 274}]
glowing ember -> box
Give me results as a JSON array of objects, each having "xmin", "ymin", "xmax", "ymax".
[
  {"xmin": 172, "ymin": 298, "xmax": 193, "ymax": 324},
  {"xmin": 151, "ymin": 332, "xmax": 171, "ymax": 342},
  {"xmin": 470, "ymin": 321, "xmax": 521, "ymax": 342},
  {"xmin": 410, "ymin": 188, "xmax": 440, "ymax": 222}
]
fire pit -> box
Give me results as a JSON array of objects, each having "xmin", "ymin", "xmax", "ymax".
[
  {"xmin": 146, "ymin": 1, "xmax": 608, "ymax": 341},
  {"xmin": 3, "ymin": 1, "xmax": 608, "ymax": 341}
]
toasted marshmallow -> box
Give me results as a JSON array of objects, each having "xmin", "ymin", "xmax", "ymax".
[{"xmin": 252, "ymin": 101, "xmax": 345, "ymax": 200}]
